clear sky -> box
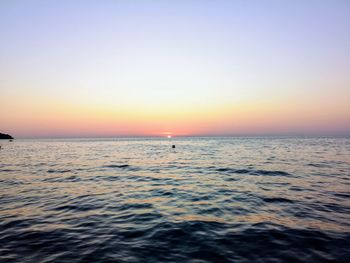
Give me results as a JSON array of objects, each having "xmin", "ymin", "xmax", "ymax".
[{"xmin": 1, "ymin": 0, "xmax": 349, "ymax": 138}]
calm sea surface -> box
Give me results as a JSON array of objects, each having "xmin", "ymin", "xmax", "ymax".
[{"xmin": 0, "ymin": 137, "xmax": 349, "ymax": 262}]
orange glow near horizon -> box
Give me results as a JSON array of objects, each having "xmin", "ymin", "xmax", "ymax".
[{"xmin": 1, "ymin": 92, "xmax": 349, "ymax": 137}]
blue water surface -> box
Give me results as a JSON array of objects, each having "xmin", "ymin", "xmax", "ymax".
[{"xmin": 0, "ymin": 137, "xmax": 349, "ymax": 262}]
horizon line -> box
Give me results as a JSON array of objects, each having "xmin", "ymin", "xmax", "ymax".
[{"xmin": 9, "ymin": 133, "xmax": 350, "ymax": 140}]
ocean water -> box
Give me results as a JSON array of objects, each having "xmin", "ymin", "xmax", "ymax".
[{"xmin": 0, "ymin": 137, "xmax": 349, "ymax": 262}]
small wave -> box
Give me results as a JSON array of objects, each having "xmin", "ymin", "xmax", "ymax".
[
  {"xmin": 92, "ymin": 175, "xmax": 121, "ymax": 182},
  {"xmin": 307, "ymin": 163, "xmax": 330, "ymax": 168},
  {"xmin": 333, "ymin": 192, "xmax": 350, "ymax": 199},
  {"xmin": 0, "ymin": 169, "xmax": 20, "ymax": 172},
  {"xmin": 53, "ymin": 204, "xmax": 99, "ymax": 212},
  {"xmin": 47, "ymin": 169, "xmax": 72, "ymax": 173},
  {"xmin": 212, "ymin": 167, "xmax": 291, "ymax": 176},
  {"xmin": 43, "ymin": 175, "xmax": 82, "ymax": 183},
  {"xmin": 118, "ymin": 203, "xmax": 154, "ymax": 213},
  {"xmin": 102, "ymin": 164, "xmax": 130, "ymax": 168},
  {"xmin": 262, "ymin": 197, "xmax": 294, "ymax": 203},
  {"xmin": 289, "ymin": 186, "xmax": 304, "ymax": 192},
  {"xmin": 254, "ymin": 170, "xmax": 290, "ymax": 176},
  {"xmin": 100, "ymin": 164, "xmax": 140, "ymax": 171},
  {"xmin": 215, "ymin": 168, "xmax": 251, "ymax": 174}
]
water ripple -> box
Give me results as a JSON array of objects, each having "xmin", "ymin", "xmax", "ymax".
[
  {"xmin": 0, "ymin": 137, "xmax": 349, "ymax": 262},
  {"xmin": 212, "ymin": 167, "xmax": 291, "ymax": 176}
]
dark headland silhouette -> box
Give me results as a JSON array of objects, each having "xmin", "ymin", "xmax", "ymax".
[{"xmin": 0, "ymin": 133, "xmax": 14, "ymax": 140}]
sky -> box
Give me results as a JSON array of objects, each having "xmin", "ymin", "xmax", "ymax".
[{"xmin": 1, "ymin": 0, "xmax": 350, "ymax": 138}]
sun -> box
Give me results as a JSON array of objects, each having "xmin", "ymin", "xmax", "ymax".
[{"xmin": 167, "ymin": 135, "xmax": 172, "ymax": 138}]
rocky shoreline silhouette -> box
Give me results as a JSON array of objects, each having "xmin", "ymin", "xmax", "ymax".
[{"xmin": 0, "ymin": 133, "xmax": 14, "ymax": 140}]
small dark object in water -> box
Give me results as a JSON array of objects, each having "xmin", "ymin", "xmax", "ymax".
[{"xmin": 172, "ymin": 145, "xmax": 175, "ymax": 148}]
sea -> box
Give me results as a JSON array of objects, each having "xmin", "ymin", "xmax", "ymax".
[{"xmin": 0, "ymin": 137, "xmax": 349, "ymax": 262}]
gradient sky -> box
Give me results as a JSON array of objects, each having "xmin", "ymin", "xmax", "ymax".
[{"xmin": 1, "ymin": 0, "xmax": 350, "ymax": 137}]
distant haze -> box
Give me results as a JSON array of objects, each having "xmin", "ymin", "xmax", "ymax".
[{"xmin": 1, "ymin": 0, "xmax": 349, "ymax": 138}]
